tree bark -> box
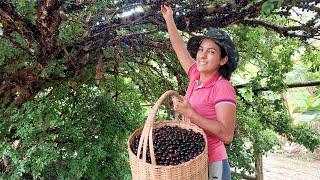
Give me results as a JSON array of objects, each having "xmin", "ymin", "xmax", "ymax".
[
  {"xmin": 235, "ymin": 80, "xmax": 320, "ymax": 92},
  {"xmin": 256, "ymin": 153, "xmax": 264, "ymax": 180}
]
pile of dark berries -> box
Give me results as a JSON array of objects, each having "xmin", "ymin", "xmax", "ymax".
[{"xmin": 130, "ymin": 125, "xmax": 205, "ymax": 166}]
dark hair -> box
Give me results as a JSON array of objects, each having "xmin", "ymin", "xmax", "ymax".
[{"xmin": 216, "ymin": 43, "xmax": 237, "ymax": 80}]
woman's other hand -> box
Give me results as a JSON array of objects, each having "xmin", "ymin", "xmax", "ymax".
[{"xmin": 172, "ymin": 96, "xmax": 194, "ymax": 119}]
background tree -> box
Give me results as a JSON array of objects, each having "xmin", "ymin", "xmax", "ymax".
[{"xmin": 1, "ymin": 0, "xmax": 320, "ymax": 179}]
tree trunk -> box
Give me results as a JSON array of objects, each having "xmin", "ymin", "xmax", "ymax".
[
  {"xmin": 256, "ymin": 153, "xmax": 264, "ymax": 180},
  {"xmin": 280, "ymin": 93, "xmax": 291, "ymax": 117}
]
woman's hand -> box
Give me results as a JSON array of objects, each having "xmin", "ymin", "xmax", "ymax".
[
  {"xmin": 161, "ymin": 5, "xmax": 173, "ymax": 20},
  {"xmin": 172, "ymin": 96, "xmax": 195, "ymax": 119}
]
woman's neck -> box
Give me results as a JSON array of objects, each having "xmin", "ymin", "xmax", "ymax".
[{"xmin": 199, "ymin": 70, "xmax": 219, "ymax": 84}]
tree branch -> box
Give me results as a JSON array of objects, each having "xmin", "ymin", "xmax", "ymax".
[
  {"xmin": 65, "ymin": 0, "xmax": 94, "ymax": 14},
  {"xmin": 235, "ymin": 80, "xmax": 320, "ymax": 92},
  {"xmin": 36, "ymin": 0, "xmax": 65, "ymax": 62},
  {"xmin": 0, "ymin": 1, "xmax": 39, "ymax": 42},
  {"xmin": 1, "ymin": 35, "xmax": 35, "ymax": 58},
  {"xmin": 173, "ymin": 1, "xmax": 266, "ymax": 31},
  {"xmin": 242, "ymin": 20, "xmax": 320, "ymax": 40}
]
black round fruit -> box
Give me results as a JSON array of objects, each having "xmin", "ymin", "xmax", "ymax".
[{"xmin": 130, "ymin": 125, "xmax": 205, "ymax": 166}]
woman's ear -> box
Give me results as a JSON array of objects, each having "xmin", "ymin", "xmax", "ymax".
[{"xmin": 220, "ymin": 56, "xmax": 229, "ymax": 66}]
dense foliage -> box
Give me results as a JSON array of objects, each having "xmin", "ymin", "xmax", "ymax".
[
  {"xmin": 1, "ymin": 0, "xmax": 320, "ymax": 179},
  {"xmin": 0, "ymin": 79, "xmax": 144, "ymax": 179}
]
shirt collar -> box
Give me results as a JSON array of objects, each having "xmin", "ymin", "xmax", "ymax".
[{"xmin": 195, "ymin": 73, "xmax": 221, "ymax": 88}]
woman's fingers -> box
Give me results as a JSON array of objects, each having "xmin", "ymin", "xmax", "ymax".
[
  {"xmin": 161, "ymin": 4, "xmax": 173, "ymax": 17},
  {"xmin": 172, "ymin": 96, "xmax": 177, "ymax": 103},
  {"xmin": 161, "ymin": 5, "xmax": 168, "ymax": 13},
  {"xmin": 172, "ymin": 97, "xmax": 180, "ymax": 111},
  {"xmin": 180, "ymin": 95, "xmax": 186, "ymax": 102},
  {"xmin": 160, "ymin": 5, "xmax": 165, "ymax": 12}
]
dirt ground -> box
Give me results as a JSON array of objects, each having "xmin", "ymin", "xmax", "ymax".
[{"xmin": 263, "ymin": 143, "xmax": 320, "ymax": 180}]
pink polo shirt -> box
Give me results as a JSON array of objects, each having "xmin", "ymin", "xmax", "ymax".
[{"xmin": 184, "ymin": 63, "xmax": 236, "ymax": 162}]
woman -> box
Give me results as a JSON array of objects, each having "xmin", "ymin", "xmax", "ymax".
[{"xmin": 161, "ymin": 5, "xmax": 238, "ymax": 180}]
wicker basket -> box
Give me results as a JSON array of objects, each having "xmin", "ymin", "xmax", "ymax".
[{"xmin": 128, "ymin": 90, "xmax": 208, "ymax": 180}]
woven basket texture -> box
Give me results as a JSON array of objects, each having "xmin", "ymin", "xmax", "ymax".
[{"xmin": 127, "ymin": 90, "xmax": 208, "ymax": 180}]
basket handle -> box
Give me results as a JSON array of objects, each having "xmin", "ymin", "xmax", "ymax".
[{"xmin": 137, "ymin": 90, "xmax": 183, "ymax": 165}]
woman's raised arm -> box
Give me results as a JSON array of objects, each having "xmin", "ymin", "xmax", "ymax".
[{"xmin": 161, "ymin": 5, "xmax": 194, "ymax": 74}]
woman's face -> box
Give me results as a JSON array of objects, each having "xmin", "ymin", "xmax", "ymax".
[{"xmin": 196, "ymin": 38, "xmax": 228, "ymax": 74}]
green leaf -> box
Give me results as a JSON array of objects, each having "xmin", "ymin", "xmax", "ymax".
[{"xmin": 262, "ymin": 1, "xmax": 274, "ymax": 15}]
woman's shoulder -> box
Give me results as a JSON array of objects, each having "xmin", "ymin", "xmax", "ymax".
[
  {"xmin": 211, "ymin": 78, "xmax": 237, "ymax": 104},
  {"xmin": 215, "ymin": 78, "xmax": 235, "ymax": 89},
  {"xmin": 212, "ymin": 78, "xmax": 236, "ymax": 97}
]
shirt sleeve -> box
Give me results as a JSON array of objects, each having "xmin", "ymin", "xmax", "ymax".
[
  {"xmin": 213, "ymin": 80, "xmax": 237, "ymax": 107},
  {"xmin": 187, "ymin": 63, "xmax": 199, "ymax": 81}
]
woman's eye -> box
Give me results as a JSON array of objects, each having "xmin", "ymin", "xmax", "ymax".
[{"xmin": 209, "ymin": 50, "xmax": 215, "ymax": 54}]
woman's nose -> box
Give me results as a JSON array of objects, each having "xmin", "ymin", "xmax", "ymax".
[{"xmin": 198, "ymin": 51, "xmax": 206, "ymax": 58}]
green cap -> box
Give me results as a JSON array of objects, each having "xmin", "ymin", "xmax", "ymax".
[{"xmin": 187, "ymin": 28, "xmax": 238, "ymax": 70}]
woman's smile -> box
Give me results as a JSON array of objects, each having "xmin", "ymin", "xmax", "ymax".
[{"xmin": 198, "ymin": 60, "xmax": 208, "ymax": 65}]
